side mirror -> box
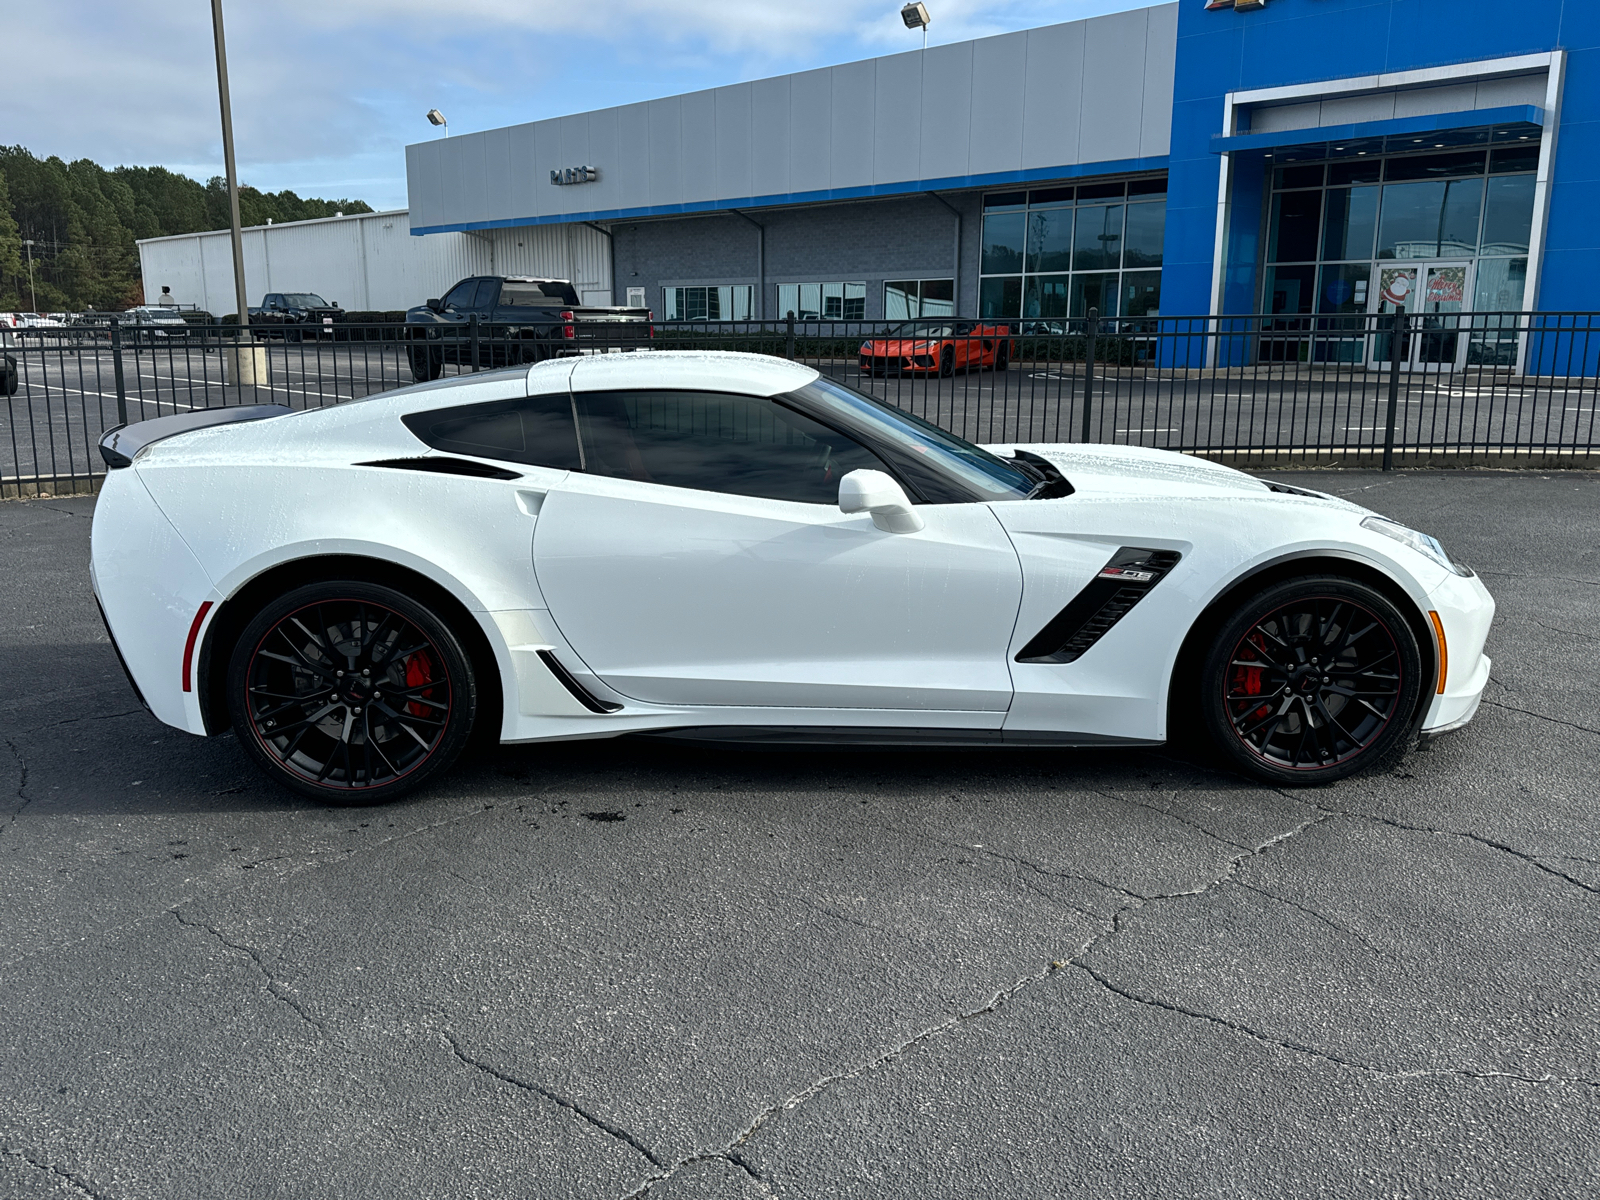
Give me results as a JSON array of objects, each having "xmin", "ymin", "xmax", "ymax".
[
  {"xmin": 839, "ymin": 469, "xmax": 924, "ymax": 534},
  {"xmin": 426, "ymin": 298, "xmax": 443, "ymax": 313}
]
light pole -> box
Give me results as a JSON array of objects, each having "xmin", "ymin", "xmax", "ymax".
[
  {"xmin": 210, "ymin": 0, "xmax": 249, "ymax": 330},
  {"xmin": 21, "ymin": 239, "xmax": 36, "ymax": 312},
  {"xmin": 427, "ymin": 109, "xmax": 448, "ymax": 138},
  {"xmin": 901, "ymin": 2, "xmax": 930, "ymax": 50}
]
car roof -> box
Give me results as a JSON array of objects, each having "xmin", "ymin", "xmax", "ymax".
[{"xmin": 567, "ymin": 351, "xmax": 819, "ymax": 397}]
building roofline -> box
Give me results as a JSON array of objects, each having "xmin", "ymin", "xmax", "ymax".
[
  {"xmin": 135, "ymin": 208, "xmax": 410, "ymax": 247},
  {"xmin": 407, "ymin": 158, "xmax": 1170, "ymax": 236}
]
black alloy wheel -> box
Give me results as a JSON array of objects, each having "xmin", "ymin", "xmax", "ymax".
[
  {"xmin": 938, "ymin": 346, "xmax": 955, "ymax": 377},
  {"xmin": 994, "ymin": 342, "xmax": 1010, "ymax": 373},
  {"xmin": 1199, "ymin": 576, "xmax": 1423, "ymax": 784},
  {"xmin": 226, "ymin": 582, "xmax": 477, "ymax": 804}
]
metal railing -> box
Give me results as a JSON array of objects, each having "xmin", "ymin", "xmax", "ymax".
[{"xmin": 4, "ymin": 310, "xmax": 1598, "ymax": 497}]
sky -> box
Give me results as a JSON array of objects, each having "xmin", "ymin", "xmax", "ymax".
[{"xmin": 10, "ymin": 0, "xmax": 1150, "ymax": 212}]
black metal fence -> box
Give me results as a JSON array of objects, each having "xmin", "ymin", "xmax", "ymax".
[{"xmin": 4, "ymin": 310, "xmax": 1598, "ymax": 497}]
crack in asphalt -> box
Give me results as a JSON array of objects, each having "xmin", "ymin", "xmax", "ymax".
[
  {"xmin": 1482, "ymin": 698, "xmax": 1600, "ymax": 739},
  {"xmin": 1475, "ymin": 568, "xmax": 1599, "ymax": 588},
  {"xmin": 1234, "ymin": 880, "xmax": 1384, "ymax": 955},
  {"xmin": 1531, "ymin": 617, "xmax": 1600, "ymax": 642},
  {"xmin": 1070, "ymin": 960, "xmax": 1600, "ymax": 1089},
  {"xmin": 439, "ymin": 1031, "xmax": 666, "ymax": 1169},
  {"xmin": 1297, "ymin": 797, "xmax": 1600, "ymax": 899},
  {"xmin": 2, "ymin": 736, "xmax": 30, "ymax": 836},
  {"xmin": 1, "ymin": 1146, "xmax": 113, "ymax": 1199},
  {"xmin": 19, "ymin": 709, "xmax": 147, "ymax": 736},
  {"xmin": 171, "ymin": 910, "xmax": 326, "ymax": 1035},
  {"xmin": 1091, "ymin": 787, "xmax": 1252, "ymax": 852},
  {"xmin": 623, "ymin": 811, "xmax": 1331, "ymax": 1198}
]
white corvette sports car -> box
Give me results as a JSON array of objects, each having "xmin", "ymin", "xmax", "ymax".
[{"xmin": 90, "ymin": 352, "xmax": 1494, "ymax": 804}]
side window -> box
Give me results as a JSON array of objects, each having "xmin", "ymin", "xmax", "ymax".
[
  {"xmin": 442, "ymin": 280, "xmax": 479, "ymax": 311},
  {"xmin": 571, "ymin": 390, "xmax": 890, "ymax": 504},
  {"xmin": 403, "ymin": 394, "xmax": 582, "ymax": 470},
  {"xmin": 471, "ymin": 279, "xmax": 500, "ymax": 310}
]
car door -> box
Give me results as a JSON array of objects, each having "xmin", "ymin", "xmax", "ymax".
[
  {"xmin": 531, "ymin": 387, "xmax": 1024, "ymax": 713},
  {"xmin": 436, "ymin": 279, "xmax": 481, "ymax": 362}
]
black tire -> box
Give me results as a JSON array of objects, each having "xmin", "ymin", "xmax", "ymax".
[
  {"xmin": 994, "ymin": 342, "xmax": 1010, "ymax": 372},
  {"xmin": 938, "ymin": 346, "xmax": 955, "ymax": 377},
  {"xmin": 287, "ymin": 327, "xmax": 304, "ymax": 344},
  {"xmin": 409, "ymin": 345, "xmax": 443, "ymax": 381},
  {"xmin": 1199, "ymin": 576, "xmax": 1423, "ymax": 785},
  {"xmin": 226, "ymin": 581, "xmax": 478, "ymax": 805}
]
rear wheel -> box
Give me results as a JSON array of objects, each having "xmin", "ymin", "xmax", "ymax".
[
  {"xmin": 1199, "ymin": 576, "xmax": 1423, "ymax": 785},
  {"xmin": 226, "ymin": 582, "xmax": 477, "ymax": 804}
]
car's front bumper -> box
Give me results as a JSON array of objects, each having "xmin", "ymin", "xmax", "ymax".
[{"xmin": 1419, "ymin": 567, "xmax": 1496, "ymax": 737}]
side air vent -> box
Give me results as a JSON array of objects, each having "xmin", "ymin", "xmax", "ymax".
[
  {"xmin": 537, "ymin": 650, "xmax": 623, "ymax": 714},
  {"xmin": 357, "ymin": 456, "xmax": 522, "ymax": 481},
  {"xmin": 1263, "ymin": 480, "xmax": 1322, "ymax": 498},
  {"xmin": 1015, "ymin": 547, "xmax": 1183, "ymax": 665}
]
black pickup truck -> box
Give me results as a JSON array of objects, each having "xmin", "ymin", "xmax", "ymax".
[
  {"xmin": 405, "ymin": 276, "xmax": 651, "ymax": 381},
  {"xmin": 250, "ymin": 293, "xmax": 344, "ymax": 341}
]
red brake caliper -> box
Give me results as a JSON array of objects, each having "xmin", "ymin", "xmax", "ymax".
[
  {"xmin": 1231, "ymin": 633, "xmax": 1268, "ymax": 721},
  {"xmin": 404, "ymin": 652, "xmax": 434, "ymax": 718}
]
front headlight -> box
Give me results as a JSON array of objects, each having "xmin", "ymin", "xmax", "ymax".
[{"xmin": 1361, "ymin": 515, "xmax": 1472, "ymax": 577}]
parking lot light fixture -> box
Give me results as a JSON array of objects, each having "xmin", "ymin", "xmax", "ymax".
[
  {"xmin": 901, "ymin": 2, "xmax": 930, "ymax": 49},
  {"xmin": 427, "ymin": 109, "xmax": 448, "ymax": 137}
]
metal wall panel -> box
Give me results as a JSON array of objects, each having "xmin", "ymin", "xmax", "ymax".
[
  {"xmin": 648, "ymin": 97, "xmax": 685, "ymax": 208},
  {"xmin": 968, "ymin": 31, "xmax": 1028, "ymax": 177},
  {"xmin": 615, "ymin": 103, "xmax": 653, "ymax": 216},
  {"xmin": 873, "ymin": 51, "xmax": 925, "ymax": 186},
  {"xmin": 715, "ymin": 84, "xmax": 754, "ymax": 202},
  {"xmin": 402, "ymin": 5, "xmax": 1179, "ymax": 231},
  {"xmin": 919, "ymin": 41, "xmax": 973, "ymax": 180},
  {"xmin": 830, "ymin": 59, "xmax": 876, "ymax": 190},
  {"xmin": 681, "ymin": 88, "xmax": 719, "ymax": 205},
  {"xmin": 789, "ymin": 68, "xmax": 833, "ymax": 190},
  {"xmin": 1021, "ymin": 21, "xmax": 1086, "ymax": 171},
  {"xmin": 749, "ymin": 75, "xmax": 791, "ymax": 198},
  {"xmin": 1141, "ymin": 2, "xmax": 1178, "ymax": 158},
  {"xmin": 138, "ymin": 212, "xmax": 496, "ymax": 315},
  {"xmin": 1079, "ymin": 7, "xmax": 1152, "ymax": 166}
]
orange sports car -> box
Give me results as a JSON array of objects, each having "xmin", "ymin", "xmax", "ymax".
[{"xmin": 858, "ymin": 321, "xmax": 1015, "ymax": 376}]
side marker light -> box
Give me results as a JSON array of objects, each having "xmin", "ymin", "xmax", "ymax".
[
  {"xmin": 183, "ymin": 601, "xmax": 214, "ymax": 693},
  {"xmin": 1427, "ymin": 610, "xmax": 1448, "ymax": 695}
]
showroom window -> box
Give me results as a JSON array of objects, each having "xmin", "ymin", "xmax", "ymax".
[
  {"xmin": 1262, "ymin": 130, "xmax": 1539, "ymax": 362},
  {"xmin": 884, "ymin": 279, "xmax": 955, "ymax": 319},
  {"xmin": 978, "ymin": 179, "xmax": 1166, "ymax": 322},
  {"xmin": 778, "ymin": 282, "xmax": 866, "ymax": 320},
  {"xmin": 662, "ymin": 285, "xmax": 753, "ymax": 321}
]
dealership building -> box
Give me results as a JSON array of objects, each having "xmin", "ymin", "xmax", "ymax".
[{"xmin": 142, "ymin": 0, "xmax": 1598, "ymax": 359}]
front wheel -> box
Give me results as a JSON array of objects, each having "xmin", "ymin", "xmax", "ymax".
[
  {"xmin": 1199, "ymin": 577, "xmax": 1423, "ymax": 785},
  {"xmin": 225, "ymin": 582, "xmax": 478, "ymax": 804},
  {"xmin": 938, "ymin": 347, "xmax": 955, "ymax": 377},
  {"xmin": 409, "ymin": 344, "xmax": 443, "ymax": 381},
  {"xmin": 994, "ymin": 342, "xmax": 1010, "ymax": 372}
]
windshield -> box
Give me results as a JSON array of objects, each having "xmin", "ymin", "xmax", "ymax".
[
  {"xmin": 786, "ymin": 377, "xmax": 1034, "ymax": 503},
  {"xmin": 281, "ymin": 294, "xmax": 328, "ymax": 307},
  {"xmin": 884, "ymin": 323, "xmax": 970, "ymax": 339},
  {"xmin": 500, "ymin": 280, "xmax": 582, "ymax": 307}
]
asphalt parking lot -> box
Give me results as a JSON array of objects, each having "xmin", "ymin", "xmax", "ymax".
[{"xmin": 2, "ymin": 470, "xmax": 1597, "ymax": 1199}]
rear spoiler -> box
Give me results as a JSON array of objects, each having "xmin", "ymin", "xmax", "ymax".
[{"xmin": 99, "ymin": 405, "xmax": 292, "ymax": 468}]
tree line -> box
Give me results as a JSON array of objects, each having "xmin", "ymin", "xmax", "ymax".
[{"xmin": 0, "ymin": 145, "xmax": 373, "ymax": 313}]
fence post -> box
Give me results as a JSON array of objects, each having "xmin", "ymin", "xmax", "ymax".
[
  {"xmin": 109, "ymin": 319, "xmax": 128, "ymax": 427},
  {"xmin": 1082, "ymin": 307, "xmax": 1098, "ymax": 443},
  {"xmin": 785, "ymin": 313, "xmax": 796, "ymax": 361},
  {"xmin": 1382, "ymin": 305, "xmax": 1405, "ymax": 472},
  {"xmin": 469, "ymin": 312, "xmax": 481, "ymax": 373}
]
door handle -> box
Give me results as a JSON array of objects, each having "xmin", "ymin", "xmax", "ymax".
[{"xmin": 515, "ymin": 489, "xmax": 547, "ymax": 517}]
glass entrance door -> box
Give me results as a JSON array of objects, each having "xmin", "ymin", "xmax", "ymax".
[{"xmin": 1369, "ymin": 263, "xmax": 1473, "ymax": 371}]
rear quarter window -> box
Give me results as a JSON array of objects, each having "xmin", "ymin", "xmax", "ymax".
[{"xmin": 403, "ymin": 394, "xmax": 582, "ymax": 470}]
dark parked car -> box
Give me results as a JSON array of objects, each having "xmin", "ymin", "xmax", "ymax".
[
  {"xmin": 250, "ymin": 293, "xmax": 344, "ymax": 341},
  {"xmin": 405, "ymin": 276, "xmax": 651, "ymax": 381}
]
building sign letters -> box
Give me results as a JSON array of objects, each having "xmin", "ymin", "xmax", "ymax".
[{"xmin": 551, "ymin": 166, "xmax": 601, "ymax": 185}]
